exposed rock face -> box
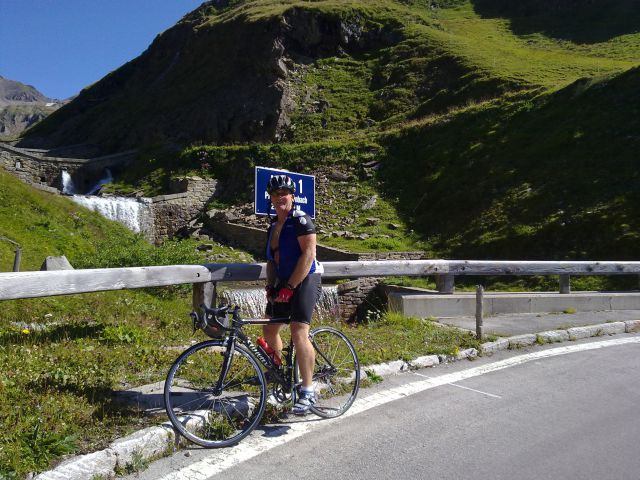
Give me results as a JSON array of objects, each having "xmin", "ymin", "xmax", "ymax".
[
  {"xmin": 19, "ymin": 7, "xmax": 402, "ymax": 153},
  {"xmin": 0, "ymin": 76, "xmax": 49, "ymax": 104}
]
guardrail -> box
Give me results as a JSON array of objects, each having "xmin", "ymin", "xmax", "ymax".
[{"xmin": 1, "ymin": 260, "xmax": 640, "ymax": 311}]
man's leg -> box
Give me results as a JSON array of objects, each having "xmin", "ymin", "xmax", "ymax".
[
  {"xmin": 291, "ymin": 322, "xmax": 314, "ymax": 388},
  {"xmin": 262, "ymin": 322, "xmax": 283, "ymax": 355}
]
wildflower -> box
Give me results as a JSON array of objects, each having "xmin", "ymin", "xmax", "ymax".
[{"xmin": 21, "ymin": 329, "xmax": 30, "ymax": 335}]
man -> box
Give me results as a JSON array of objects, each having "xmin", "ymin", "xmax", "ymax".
[{"xmin": 263, "ymin": 174, "xmax": 322, "ymax": 415}]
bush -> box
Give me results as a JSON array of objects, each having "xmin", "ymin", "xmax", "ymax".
[{"xmin": 72, "ymin": 237, "xmax": 200, "ymax": 269}]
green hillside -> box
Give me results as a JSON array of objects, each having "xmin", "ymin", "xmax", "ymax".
[
  {"xmin": 18, "ymin": 0, "xmax": 640, "ymax": 261},
  {"xmin": 0, "ymin": 168, "xmax": 132, "ymax": 271},
  {"xmin": 0, "ymin": 168, "xmax": 207, "ymax": 271},
  {"xmin": 381, "ymin": 67, "xmax": 640, "ymax": 259}
]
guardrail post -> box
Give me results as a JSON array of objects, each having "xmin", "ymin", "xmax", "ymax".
[
  {"xmin": 13, "ymin": 247, "xmax": 21, "ymax": 272},
  {"xmin": 559, "ymin": 274, "xmax": 571, "ymax": 294},
  {"xmin": 435, "ymin": 274, "xmax": 455, "ymax": 294},
  {"xmin": 475, "ymin": 285, "xmax": 484, "ymax": 340},
  {"xmin": 193, "ymin": 281, "xmax": 217, "ymax": 312}
]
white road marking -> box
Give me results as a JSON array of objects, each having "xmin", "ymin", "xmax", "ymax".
[
  {"xmin": 447, "ymin": 383, "xmax": 502, "ymax": 398},
  {"xmin": 158, "ymin": 336, "xmax": 640, "ymax": 480},
  {"xmin": 412, "ymin": 371, "xmax": 503, "ymax": 398}
]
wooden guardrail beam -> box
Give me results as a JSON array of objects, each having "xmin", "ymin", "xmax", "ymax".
[
  {"xmin": 2, "ymin": 260, "xmax": 640, "ymax": 301},
  {"xmin": 321, "ymin": 260, "xmax": 640, "ymax": 277},
  {"xmin": 0, "ymin": 265, "xmax": 212, "ymax": 300}
]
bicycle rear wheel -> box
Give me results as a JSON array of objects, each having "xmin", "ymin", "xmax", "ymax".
[
  {"xmin": 164, "ymin": 340, "xmax": 267, "ymax": 448},
  {"xmin": 305, "ymin": 326, "xmax": 360, "ymax": 418}
]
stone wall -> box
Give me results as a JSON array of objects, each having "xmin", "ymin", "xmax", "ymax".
[
  {"xmin": 336, "ymin": 277, "xmax": 381, "ymax": 322},
  {"xmin": 204, "ymin": 219, "xmax": 368, "ymax": 261},
  {"xmin": 147, "ymin": 177, "xmax": 218, "ymax": 243}
]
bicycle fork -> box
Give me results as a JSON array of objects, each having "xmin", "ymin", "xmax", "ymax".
[{"xmin": 213, "ymin": 337, "xmax": 236, "ymax": 396}]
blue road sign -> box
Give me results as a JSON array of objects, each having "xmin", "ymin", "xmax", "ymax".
[{"xmin": 255, "ymin": 166, "xmax": 315, "ymax": 218}]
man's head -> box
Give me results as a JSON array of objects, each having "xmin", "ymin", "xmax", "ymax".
[{"xmin": 266, "ymin": 175, "xmax": 296, "ymax": 195}]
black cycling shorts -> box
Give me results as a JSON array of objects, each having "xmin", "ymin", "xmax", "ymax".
[{"xmin": 265, "ymin": 273, "xmax": 322, "ymax": 324}]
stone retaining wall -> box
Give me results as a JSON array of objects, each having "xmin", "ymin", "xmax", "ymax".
[{"xmin": 146, "ymin": 177, "xmax": 218, "ymax": 243}]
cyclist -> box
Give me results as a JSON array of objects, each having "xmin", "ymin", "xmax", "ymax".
[{"xmin": 263, "ymin": 174, "xmax": 323, "ymax": 415}]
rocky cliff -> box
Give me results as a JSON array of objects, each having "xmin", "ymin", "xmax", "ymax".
[{"xmin": 19, "ymin": 5, "xmax": 401, "ymax": 153}]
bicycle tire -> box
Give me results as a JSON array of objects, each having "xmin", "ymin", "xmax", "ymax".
[
  {"xmin": 164, "ymin": 340, "xmax": 267, "ymax": 448},
  {"xmin": 296, "ymin": 326, "xmax": 360, "ymax": 418}
]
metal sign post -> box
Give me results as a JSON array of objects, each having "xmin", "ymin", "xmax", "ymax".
[{"xmin": 254, "ymin": 166, "xmax": 316, "ymax": 218}]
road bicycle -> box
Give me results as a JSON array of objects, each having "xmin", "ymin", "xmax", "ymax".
[{"xmin": 164, "ymin": 304, "xmax": 361, "ymax": 447}]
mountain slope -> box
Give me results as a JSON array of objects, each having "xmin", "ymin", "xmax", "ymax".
[
  {"xmin": 379, "ymin": 65, "xmax": 640, "ymax": 259},
  {"xmin": 0, "ymin": 76, "xmax": 62, "ymax": 139},
  {"xmin": 15, "ymin": 0, "xmax": 640, "ymax": 260}
]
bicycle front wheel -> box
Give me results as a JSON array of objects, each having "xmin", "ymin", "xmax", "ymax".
[
  {"xmin": 306, "ymin": 326, "xmax": 360, "ymax": 418},
  {"xmin": 164, "ymin": 340, "xmax": 267, "ymax": 448}
]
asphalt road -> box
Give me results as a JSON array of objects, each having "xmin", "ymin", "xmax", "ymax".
[{"xmin": 127, "ymin": 335, "xmax": 640, "ymax": 480}]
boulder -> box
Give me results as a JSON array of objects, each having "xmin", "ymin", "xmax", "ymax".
[
  {"xmin": 40, "ymin": 256, "xmax": 74, "ymax": 271},
  {"xmin": 363, "ymin": 195, "xmax": 377, "ymax": 210}
]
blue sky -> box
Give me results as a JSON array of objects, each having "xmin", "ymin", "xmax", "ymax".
[{"xmin": 0, "ymin": 0, "xmax": 205, "ymax": 100}]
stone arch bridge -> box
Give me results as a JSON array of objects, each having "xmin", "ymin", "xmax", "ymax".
[{"xmin": 0, "ymin": 143, "xmax": 137, "ymax": 193}]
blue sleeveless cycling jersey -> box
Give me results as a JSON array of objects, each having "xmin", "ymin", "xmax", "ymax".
[{"xmin": 266, "ymin": 210, "xmax": 321, "ymax": 281}]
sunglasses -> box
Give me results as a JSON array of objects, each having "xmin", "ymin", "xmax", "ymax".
[{"xmin": 271, "ymin": 189, "xmax": 292, "ymax": 197}]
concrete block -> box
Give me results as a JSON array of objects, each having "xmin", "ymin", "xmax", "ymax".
[
  {"xmin": 600, "ymin": 322, "xmax": 627, "ymax": 335},
  {"xmin": 537, "ymin": 330, "xmax": 570, "ymax": 344},
  {"xmin": 410, "ymin": 355, "xmax": 440, "ymax": 369},
  {"xmin": 34, "ymin": 449, "xmax": 117, "ymax": 480},
  {"xmin": 567, "ymin": 326, "xmax": 593, "ymax": 340},
  {"xmin": 40, "ymin": 256, "xmax": 74, "ymax": 271},
  {"xmin": 109, "ymin": 425, "xmax": 174, "ymax": 467},
  {"xmin": 610, "ymin": 294, "xmax": 640, "ymax": 310},
  {"xmin": 405, "ymin": 295, "xmax": 476, "ymax": 317},
  {"xmin": 388, "ymin": 291, "xmax": 640, "ymax": 319},
  {"xmin": 481, "ymin": 338, "xmax": 510, "ymax": 354},
  {"xmin": 488, "ymin": 296, "xmax": 532, "ymax": 315},
  {"xmin": 387, "ymin": 292, "xmax": 404, "ymax": 314},
  {"xmin": 625, "ymin": 320, "xmax": 640, "ymax": 333},
  {"xmin": 530, "ymin": 294, "xmax": 611, "ymax": 313},
  {"xmin": 456, "ymin": 348, "xmax": 478, "ymax": 360},
  {"xmin": 567, "ymin": 322, "xmax": 625, "ymax": 340},
  {"xmin": 508, "ymin": 334, "xmax": 537, "ymax": 348},
  {"xmin": 367, "ymin": 360, "xmax": 407, "ymax": 376}
]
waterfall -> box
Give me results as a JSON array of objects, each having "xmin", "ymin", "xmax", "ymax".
[
  {"xmin": 62, "ymin": 171, "xmax": 75, "ymax": 195},
  {"xmin": 86, "ymin": 168, "xmax": 114, "ymax": 195},
  {"xmin": 71, "ymin": 195, "xmax": 149, "ymax": 233},
  {"xmin": 222, "ymin": 286, "xmax": 339, "ymax": 321}
]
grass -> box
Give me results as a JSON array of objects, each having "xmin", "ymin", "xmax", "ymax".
[
  {"xmin": 0, "ymin": 296, "xmax": 479, "ymax": 478},
  {"xmin": 432, "ymin": 3, "xmax": 637, "ymax": 88},
  {"xmin": 379, "ymin": 67, "xmax": 640, "ymax": 260}
]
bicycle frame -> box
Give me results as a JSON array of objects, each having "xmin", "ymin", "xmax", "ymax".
[{"xmin": 203, "ymin": 305, "xmax": 296, "ymax": 397}]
